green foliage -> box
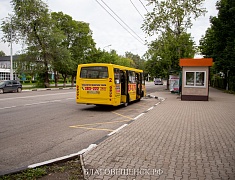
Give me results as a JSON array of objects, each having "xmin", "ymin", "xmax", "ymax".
[
  {"xmin": 1, "ymin": 0, "xmax": 146, "ymax": 86},
  {"xmin": 1, "ymin": 167, "xmax": 47, "ymax": 180},
  {"xmin": 145, "ymin": 31, "xmax": 195, "ymax": 78},
  {"xmin": 26, "ymin": 75, "xmax": 32, "ymax": 81},
  {"xmin": 142, "ymin": 0, "xmax": 205, "ymax": 82},
  {"xmin": 0, "ymin": 50, "xmax": 6, "ymax": 56},
  {"xmin": 50, "ymin": 11, "xmax": 96, "ymax": 82},
  {"xmin": 199, "ymin": 0, "xmax": 235, "ymax": 75},
  {"xmin": 18, "ymin": 75, "xmax": 22, "ymax": 80},
  {"xmin": 125, "ymin": 52, "xmax": 146, "ymax": 70},
  {"xmin": 86, "ymin": 49, "xmax": 136, "ymax": 68},
  {"xmin": 1, "ymin": 0, "xmax": 55, "ymax": 87},
  {"xmin": 142, "ymin": 0, "xmax": 207, "ymax": 36}
]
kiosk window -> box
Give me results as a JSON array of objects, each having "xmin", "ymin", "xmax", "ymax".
[{"xmin": 185, "ymin": 71, "xmax": 206, "ymax": 87}]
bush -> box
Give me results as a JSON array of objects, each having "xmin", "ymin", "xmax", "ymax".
[{"xmin": 26, "ymin": 75, "xmax": 32, "ymax": 81}]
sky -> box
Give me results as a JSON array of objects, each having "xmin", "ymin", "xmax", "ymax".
[{"xmin": 0, "ymin": 0, "xmax": 218, "ymax": 57}]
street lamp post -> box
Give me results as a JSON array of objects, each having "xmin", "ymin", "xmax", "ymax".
[{"xmin": 10, "ymin": 24, "xmax": 13, "ymax": 80}]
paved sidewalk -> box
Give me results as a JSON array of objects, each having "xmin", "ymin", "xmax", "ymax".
[{"xmin": 83, "ymin": 88, "xmax": 235, "ymax": 180}]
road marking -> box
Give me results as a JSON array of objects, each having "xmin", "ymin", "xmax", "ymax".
[
  {"xmin": 0, "ymin": 99, "xmax": 63, "ymax": 110},
  {"xmin": 147, "ymin": 107, "xmax": 154, "ymax": 111},
  {"xmin": 70, "ymin": 119, "xmax": 130, "ymax": 128},
  {"xmin": 0, "ymin": 92, "xmax": 74, "ymax": 101},
  {"xmin": 24, "ymin": 101, "xmax": 50, "ymax": 106},
  {"xmin": 0, "ymin": 106, "xmax": 16, "ymax": 110},
  {"xmin": 66, "ymin": 98, "xmax": 75, "ymax": 100},
  {"xmin": 108, "ymin": 124, "xmax": 128, "ymax": 136},
  {"xmin": 71, "ymin": 126, "xmax": 113, "ymax": 132},
  {"xmin": 116, "ymin": 108, "xmax": 135, "ymax": 111},
  {"xmin": 24, "ymin": 100, "xmax": 62, "ymax": 107},
  {"xmin": 112, "ymin": 112, "xmax": 133, "ymax": 120},
  {"xmin": 155, "ymin": 102, "xmax": 161, "ymax": 106},
  {"xmin": 134, "ymin": 113, "xmax": 145, "ymax": 120}
]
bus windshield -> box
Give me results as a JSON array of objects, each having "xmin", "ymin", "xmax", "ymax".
[{"xmin": 80, "ymin": 66, "xmax": 108, "ymax": 79}]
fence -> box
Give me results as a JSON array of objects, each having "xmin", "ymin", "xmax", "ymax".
[{"xmin": 210, "ymin": 75, "xmax": 235, "ymax": 92}]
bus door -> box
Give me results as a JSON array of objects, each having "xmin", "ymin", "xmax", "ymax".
[
  {"xmin": 114, "ymin": 68, "xmax": 121, "ymax": 105},
  {"xmin": 120, "ymin": 70, "xmax": 128, "ymax": 103},
  {"xmin": 136, "ymin": 73, "xmax": 141, "ymax": 99},
  {"xmin": 140, "ymin": 73, "xmax": 143, "ymax": 97}
]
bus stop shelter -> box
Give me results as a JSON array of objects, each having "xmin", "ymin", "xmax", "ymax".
[{"xmin": 179, "ymin": 58, "xmax": 213, "ymax": 101}]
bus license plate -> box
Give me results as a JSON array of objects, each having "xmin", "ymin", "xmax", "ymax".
[{"xmin": 87, "ymin": 90, "xmax": 100, "ymax": 94}]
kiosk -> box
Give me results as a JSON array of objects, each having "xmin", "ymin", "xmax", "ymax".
[{"xmin": 180, "ymin": 58, "xmax": 213, "ymax": 101}]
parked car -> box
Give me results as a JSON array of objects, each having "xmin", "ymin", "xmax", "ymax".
[
  {"xmin": 0, "ymin": 80, "xmax": 22, "ymax": 94},
  {"xmin": 154, "ymin": 78, "xmax": 163, "ymax": 85}
]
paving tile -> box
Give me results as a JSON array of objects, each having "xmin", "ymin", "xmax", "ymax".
[{"xmin": 83, "ymin": 88, "xmax": 235, "ymax": 180}]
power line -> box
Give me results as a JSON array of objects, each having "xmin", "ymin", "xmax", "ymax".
[
  {"xmin": 95, "ymin": 0, "xmax": 145, "ymax": 45},
  {"xmin": 130, "ymin": 0, "xmax": 144, "ymax": 20},
  {"xmin": 99, "ymin": 0, "xmax": 145, "ymax": 44},
  {"xmin": 139, "ymin": 0, "xmax": 149, "ymax": 13}
]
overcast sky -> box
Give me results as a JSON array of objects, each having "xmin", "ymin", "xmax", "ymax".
[{"xmin": 0, "ymin": 0, "xmax": 218, "ymax": 57}]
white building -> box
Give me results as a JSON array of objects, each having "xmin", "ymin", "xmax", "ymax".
[{"xmin": 0, "ymin": 56, "xmax": 18, "ymax": 80}]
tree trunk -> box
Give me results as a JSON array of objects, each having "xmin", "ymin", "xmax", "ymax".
[
  {"xmin": 166, "ymin": 78, "xmax": 169, "ymax": 90},
  {"xmin": 43, "ymin": 56, "xmax": 50, "ymax": 88},
  {"xmin": 44, "ymin": 71, "xmax": 50, "ymax": 88},
  {"xmin": 71, "ymin": 74, "xmax": 75, "ymax": 87},
  {"xmin": 62, "ymin": 73, "xmax": 67, "ymax": 88},
  {"xmin": 54, "ymin": 71, "xmax": 58, "ymax": 88}
]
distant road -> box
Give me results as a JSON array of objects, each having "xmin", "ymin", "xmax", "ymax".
[{"xmin": 0, "ymin": 83, "xmax": 164, "ymax": 174}]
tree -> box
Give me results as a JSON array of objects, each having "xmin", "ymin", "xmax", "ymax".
[
  {"xmin": 1, "ymin": 0, "xmax": 56, "ymax": 87},
  {"xmin": 125, "ymin": 52, "xmax": 145, "ymax": 70},
  {"xmin": 142, "ymin": 0, "xmax": 206, "ymax": 88},
  {"xmin": 199, "ymin": 0, "xmax": 235, "ymax": 87},
  {"xmin": 143, "ymin": 0, "xmax": 206, "ymax": 37},
  {"xmin": 68, "ymin": 20, "xmax": 96, "ymax": 86},
  {"xmin": 145, "ymin": 31, "xmax": 195, "ymax": 86},
  {"xmin": 0, "ymin": 50, "xmax": 6, "ymax": 56}
]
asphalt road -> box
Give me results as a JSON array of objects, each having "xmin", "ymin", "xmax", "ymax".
[{"xmin": 0, "ymin": 82, "xmax": 166, "ymax": 174}]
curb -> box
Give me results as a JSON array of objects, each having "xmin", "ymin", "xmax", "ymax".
[
  {"xmin": 0, "ymin": 144, "xmax": 97, "ymax": 176},
  {"xmin": 0, "ymin": 94, "xmax": 165, "ymax": 177},
  {"xmin": 23, "ymin": 87, "xmax": 75, "ymax": 92}
]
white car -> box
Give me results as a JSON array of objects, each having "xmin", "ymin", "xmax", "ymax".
[{"xmin": 154, "ymin": 78, "xmax": 163, "ymax": 85}]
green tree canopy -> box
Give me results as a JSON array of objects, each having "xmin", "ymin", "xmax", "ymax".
[
  {"xmin": 1, "ymin": 0, "xmax": 57, "ymax": 87},
  {"xmin": 142, "ymin": 0, "xmax": 206, "ymax": 86},
  {"xmin": 145, "ymin": 31, "xmax": 195, "ymax": 78},
  {"xmin": 143, "ymin": 0, "xmax": 206, "ymax": 36},
  {"xmin": 200, "ymin": 0, "xmax": 235, "ymax": 75},
  {"xmin": 125, "ymin": 52, "xmax": 145, "ymax": 70}
]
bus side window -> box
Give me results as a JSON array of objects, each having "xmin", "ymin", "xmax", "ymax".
[
  {"xmin": 114, "ymin": 68, "xmax": 120, "ymax": 84},
  {"xmin": 129, "ymin": 71, "xmax": 133, "ymax": 83},
  {"xmin": 129, "ymin": 71, "xmax": 136, "ymax": 84}
]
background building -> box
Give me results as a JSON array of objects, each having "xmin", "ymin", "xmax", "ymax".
[{"xmin": 0, "ymin": 56, "xmax": 18, "ymax": 80}]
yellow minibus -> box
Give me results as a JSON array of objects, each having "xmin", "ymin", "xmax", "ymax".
[{"xmin": 76, "ymin": 63, "xmax": 146, "ymax": 106}]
